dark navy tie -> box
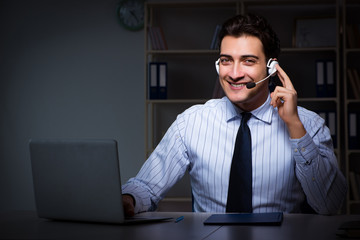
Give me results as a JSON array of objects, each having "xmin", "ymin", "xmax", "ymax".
[{"xmin": 226, "ymin": 112, "xmax": 252, "ymax": 213}]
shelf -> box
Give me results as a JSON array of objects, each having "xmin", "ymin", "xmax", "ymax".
[
  {"xmin": 281, "ymin": 47, "xmax": 337, "ymax": 52},
  {"xmin": 345, "ymin": 49, "xmax": 360, "ymax": 54},
  {"xmin": 243, "ymin": 0, "xmax": 336, "ymax": 5},
  {"xmin": 346, "ymin": 99, "xmax": 360, "ymax": 104},
  {"xmin": 348, "ymin": 150, "xmax": 360, "ymax": 155},
  {"xmin": 147, "ymin": 1, "xmax": 238, "ymax": 8},
  {"xmin": 147, "ymin": 50, "xmax": 218, "ymax": 55},
  {"xmin": 147, "ymin": 48, "xmax": 337, "ymax": 55}
]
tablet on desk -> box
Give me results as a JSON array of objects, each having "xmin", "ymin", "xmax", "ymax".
[{"xmin": 203, "ymin": 212, "xmax": 283, "ymax": 225}]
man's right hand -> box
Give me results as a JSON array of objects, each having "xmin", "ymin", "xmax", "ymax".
[{"xmin": 122, "ymin": 194, "xmax": 135, "ymax": 217}]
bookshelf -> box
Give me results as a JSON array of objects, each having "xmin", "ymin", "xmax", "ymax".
[
  {"xmin": 144, "ymin": 0, "xmax": 344, "ymax": 209},
  {"xmin": 343, "ymin": 0, "xmax": 360, "ymax": 214},
  {"xmin": 144, "ymin": 1, "xmax": 240, "ymax": 204},
  {"xmin": 145, "ymin": 1, "xmax": 241, "ymax": 156}
]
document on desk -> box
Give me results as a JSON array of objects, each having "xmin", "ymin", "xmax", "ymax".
[{"xmin": 203, "ymin": 212, "xmax": 283, "ymax": 225}]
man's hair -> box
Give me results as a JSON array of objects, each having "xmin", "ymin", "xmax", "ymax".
[{"xmin": 218, "ymin": 14, "xmax": 281, "ymax": 60}]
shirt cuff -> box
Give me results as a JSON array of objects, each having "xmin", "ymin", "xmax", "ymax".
[
  {"xmin": 289, "ymin": 133, "xmax": 319, "ymax": 165},
  {"xmin": 122, "ymin": 183, "xmax": 150, "ymax": 214}
]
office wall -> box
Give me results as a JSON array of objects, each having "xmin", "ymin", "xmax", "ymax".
[{"xmin": 0, "ymin": 0, "xmax": 146, "ymax": 211}]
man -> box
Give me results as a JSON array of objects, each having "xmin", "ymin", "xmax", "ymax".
[{"xmin": 122, "ymin": 14, "xmax": 346, "ymax": 216}]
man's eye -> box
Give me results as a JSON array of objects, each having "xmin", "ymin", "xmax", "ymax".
[
  {"xmin": 244, "ymin": 59, "xmax": 256, "ymax": 65},
  {"xmin": 220, "ymin": 59, "xmax": 231, "ymax": 65}
]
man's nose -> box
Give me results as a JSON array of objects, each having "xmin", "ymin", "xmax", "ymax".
[{"xmin": 229, "ymin": 62, "xmax": 245, "ymax": 80}]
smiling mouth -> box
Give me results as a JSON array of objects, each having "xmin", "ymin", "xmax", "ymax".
[{"xmin": 230, "ymin": 82, "xmax": 247, "ymax": 88}]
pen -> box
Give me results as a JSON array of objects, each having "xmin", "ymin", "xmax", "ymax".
[{"xmin": 175, "ymin": 216, "xmax": 184, "ymax": 223}]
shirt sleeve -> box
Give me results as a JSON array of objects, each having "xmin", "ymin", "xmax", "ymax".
[
  {"xmin": 122, "ymin": 119, "xmax": 189, "ymax": 214},
  {"xmin": 290, "ymin": 116, "xmax": 347, "ymax": 215}
]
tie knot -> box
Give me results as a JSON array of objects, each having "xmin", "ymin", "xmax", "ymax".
[{"xmin": 241, "ymin": 112, "xmax": 252, "ymax": 124}]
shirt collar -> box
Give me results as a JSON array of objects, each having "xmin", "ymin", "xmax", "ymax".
[
  {"xmin": 225, "ymin": 93, "xmax": 274, "ymax": 124},
  {"xmin": 251, "ymin": 93, "xmax": 273, "ymax": 124}
]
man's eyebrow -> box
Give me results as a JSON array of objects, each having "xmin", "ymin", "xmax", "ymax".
[
  {"xmin": 219, "ymin": 54, "xmax": 259, "ymax": 59},
  {"xmin": 241, "ymin": 55, "xmax": 259, "ymax": 60},
  {"xmin": 219, "ymin": 54, "xmax": 232, "ymax": 58}
]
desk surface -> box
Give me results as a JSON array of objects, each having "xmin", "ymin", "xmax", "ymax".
[{"xmin": 0, "ymin": 211, "xmax": 359, "ymax": 240}]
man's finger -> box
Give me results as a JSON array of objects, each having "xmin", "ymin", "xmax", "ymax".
[{"xmin": 275, "ymin": 64, "xmax": 295, "ymax": 90}]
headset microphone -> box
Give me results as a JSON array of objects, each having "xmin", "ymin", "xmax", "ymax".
[
  {"xmin": 247, "ymin": 59, "xmax": 278, "ymax": 89},
  {"xmin": 246, "ymin": 74, "xmax": 272, "ymax": 89}
]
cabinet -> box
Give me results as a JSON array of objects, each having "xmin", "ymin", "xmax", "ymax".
[
  {"xmin": 342, "ymin": 0, "xmax": 360, "ymax": 214},
  {"xmin": 144, "ymin": 0, "xmax": 343, "ymax": 209}
]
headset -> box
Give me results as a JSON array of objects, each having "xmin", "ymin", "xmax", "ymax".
[{"xmin": 215, "ymin": 58, "xmax": 278, "ymax": 89}]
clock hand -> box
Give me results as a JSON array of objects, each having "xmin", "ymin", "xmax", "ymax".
[{"xmin": 130, "ymin": 10, "xmax": 139, "ymax": 22}]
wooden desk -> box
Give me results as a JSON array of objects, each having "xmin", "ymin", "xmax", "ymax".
[{"xmin": 0, "ymin": 211, "xmax": 359, "ymax": 240}]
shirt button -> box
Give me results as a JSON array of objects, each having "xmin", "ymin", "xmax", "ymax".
[
  {"xmin": 294, "ymin": 149, "xmax": 298, "ymax": 153},
  {"xmin": 312, "ymin": 177, "xmax": 315, "ymax": 181},
  {"xmin": 301, "ymin": 147, "xmax": 306, "ymax": 152}
]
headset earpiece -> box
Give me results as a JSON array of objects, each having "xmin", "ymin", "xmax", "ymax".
[
  {"xmin": 215, "ymin": 58, "xmax": 220, "ymax": 74},
  {"xmin": 267, "ymin": 58, "xmax": 278, "ymax": 76}
]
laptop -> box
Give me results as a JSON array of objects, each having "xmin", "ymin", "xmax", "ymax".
[{"xmin": 29, "ymin": 138, "xmax": 172, "ymax": 224}]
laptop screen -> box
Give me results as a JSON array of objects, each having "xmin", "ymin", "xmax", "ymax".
[{"xmin": 29, "ymin": 139, "xmax": 126, "ymax": 223}]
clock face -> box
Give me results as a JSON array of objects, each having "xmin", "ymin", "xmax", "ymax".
[{"xmin": 117, "ymin": 0, "xmax": 144, "ymax": 31}]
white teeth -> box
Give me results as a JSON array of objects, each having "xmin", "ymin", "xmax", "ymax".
[{"xmin": 230, "ymin": 83, "xmax": 245, "ymax": 87}]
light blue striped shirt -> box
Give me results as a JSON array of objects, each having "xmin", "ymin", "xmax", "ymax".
[{"xmin": 123, "ymin": 94, "xmax": 347, "ymax": 214}]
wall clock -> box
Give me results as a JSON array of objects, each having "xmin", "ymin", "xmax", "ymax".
[{"xmin": 117, "ymin": 0, "xmax": 145, "ymax": 31}]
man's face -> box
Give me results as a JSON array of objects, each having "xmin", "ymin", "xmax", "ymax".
[{"xmin": 219, "ymin": 35, "xmax": 269, "ymax": 111}]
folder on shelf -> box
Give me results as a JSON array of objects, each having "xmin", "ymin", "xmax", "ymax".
[
  {"xmin": 149, "ymin": 62, "xmax": 158, "ymax": 99},
  {"xmin": 316, "ymin": 60, "xmax": 336, "ymax": 98},
  {"xmin": 326, "ymin": 61, "xmax": 336, "ymax": 97},
  {"xmin": 318, "ymin": 112, "xmax": 327, "ymax": 122},
  {"xmin": 316, "ymin": 61, "xmax": 326, "ymax": 97},
  {"xmin": 349, "ymin": 112, "xmax": 359, "ymax": 149},
  {"xmin": 148, "ymin": 62, "xmax": 167, "ymax": 99},
  {"xmin": 328, "ymin": 111, "xmax": 337, "ymax": 148},
  {"xmin": 158, "ymin": 63, "xmax": 167, "ymax": 99},
  {"xmin": 318, "ymin": 111, "xmax": 337, "ymax": 148}
]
